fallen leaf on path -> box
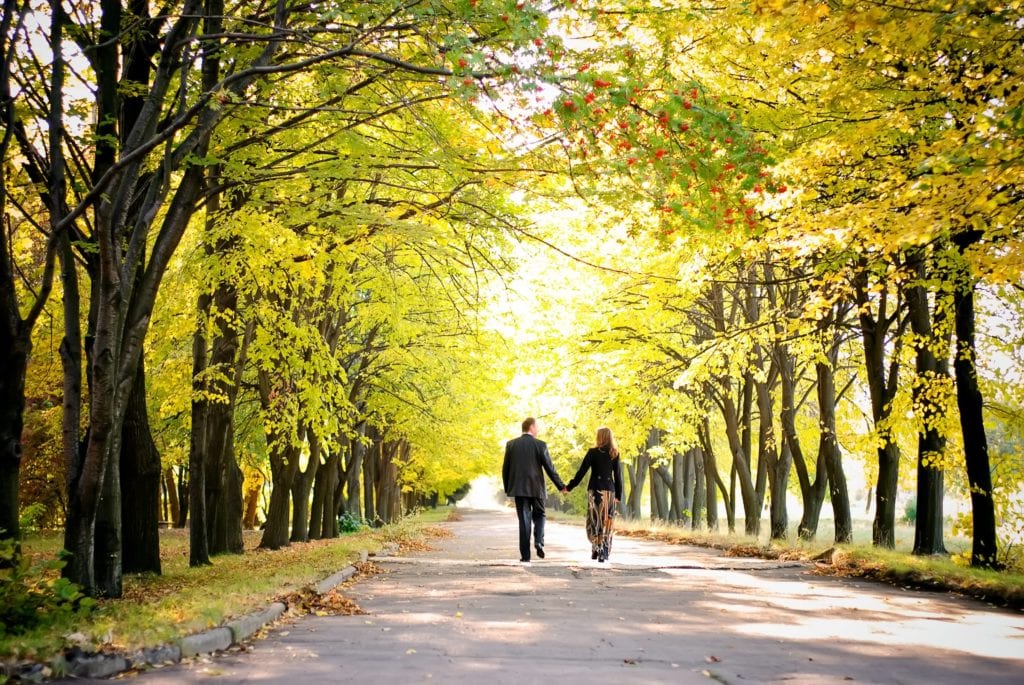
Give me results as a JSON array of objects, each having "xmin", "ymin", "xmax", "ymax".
[{"xmin": 706, "ymin": 655, "xmax": 721, "ymax": 662}]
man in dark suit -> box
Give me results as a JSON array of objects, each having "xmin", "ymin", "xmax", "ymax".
[{"xmin": 502, "ymin": 417, "xmax": 567, "ymax": 562}]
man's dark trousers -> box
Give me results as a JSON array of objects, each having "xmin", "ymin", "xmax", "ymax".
[{"xmin": 514, "ymin": 496, "xmax": 545, "ymax": 561}]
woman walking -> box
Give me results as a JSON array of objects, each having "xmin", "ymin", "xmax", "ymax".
[{"xmin": 566, "ymin": 427, "xmax": 623, "ymax": 562}]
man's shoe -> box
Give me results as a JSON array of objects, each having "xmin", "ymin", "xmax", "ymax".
[
  {"xmin": 535, "ymin": 545, "xmax": 545, "ymax": 559},
  {"xmin": 591, "ymin": 550, "xmax": 598, "ymax": 560},
  {"xmin": 520, "ymin": 557, "xmax": 530, "ymax": 563}
]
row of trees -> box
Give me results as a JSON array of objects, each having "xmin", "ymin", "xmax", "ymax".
[
  {"xmin": 3, "ymin": 0, "xmax": 1021, "ymax": 608},
  {"xmin": 2, "ymin": 0, "xmax": 588, "ymax": 597},
  {"xmin": 528, "ymin": 0, "xmax": 1023, "ymax": 568}
]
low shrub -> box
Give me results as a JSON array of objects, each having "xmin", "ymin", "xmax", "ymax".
[{"xmin": 0, "ymin": 538, "xmax": 94, "ymax": 639}]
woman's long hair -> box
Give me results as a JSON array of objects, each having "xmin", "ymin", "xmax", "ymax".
[{"xmin": 595, "ymin": 427, "xmax": 619, "ymax": 459}]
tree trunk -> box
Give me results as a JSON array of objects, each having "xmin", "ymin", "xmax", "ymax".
[
  {"xmin": 817, "ymin": 359, "xmax": 852, "ymax": 544},
  {"xmin": 691, "ymin": 447, "xmax": 706, "ymax": 530},
  {"xmin": 779, "ymin": 344, "xmax": 827, "ymax": 540},
  {"xmin": 720, "ymin": 390, "xmax": 760, "ymax": 535},
  {"xmin": 905, "ymin": 251, "xmax": 948, "ymax": 556},
  {"xmin": 951, "ymin": 248, "xmax": 998, "ymax": 567},
  {"xmin": 650, "ymin": 464, "xmax": 670, "ymax": 521},
  {"xmin": 175, "ymin": 464, "xmax": 189, "ymax": 528},
  {"xmin": 343, "ymin": 423, "xmax": 365, "ymax": 518},
  {"xmin": 375, "ymin": 440, "xmax": 404, "ymax": 524},
  {"xmin": 363, "ymin": 428, "xmax": 379, "ymax": 525},
  {"xmin": 242, "ymin": 473, "xmax": 262, "ymax": 530},
  {"xmin": 675, "ymin": 451, "xmax": 690, "ymax": 525},
  {"xmin": 0, "ymin": 335, "xmax": 29, "ymax": 542},
  {"xmin": 624, "ymin": 434, "xmax": 652, "ymax": 519},
  {"xmin": 769, "ymin": 441, "xmax": 792, "ymax": 540},
  {"xmin": 120, "ymin": 363, "xmax": 162, "ymax": 574},
  {"xmin": 855, "ymin": 261, "xmax": 904, "ymax": 549},
  {"xmin": 260, "ymin": 442, "xmax": 300, "ymax": 549},
  {"xmin": 163, "ymin": 467, "xmax": 180, "ymax": 526},
  {"xmin": 59, "ymin": 240, "xmax": 85, "ymax": 562},
  {"xmin": 310, "ymin": 440, "xmax": 341, "ymax": 539},
  {"xmin": 755, "ymin": 374, "xmax": 783, "ymax": 539},
  {"xmin": 699, "ymin": 419, "xmax": 729, "ymax": 531},
  {"xmin": 200, "ymin": 210, "xmax": 246, "ymax": 555},
  {"xmin": 290, "ymin": 430, "xmax": 320, "ymax": 543},
  {"xmin": 188, "ymin": 291, "xmax": 211, "ymax": 567}
]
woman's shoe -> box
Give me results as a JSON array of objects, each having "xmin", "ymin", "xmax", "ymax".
[{"xmin": 591, "ymin": 550, "xmax": 598, "ymax": 560}]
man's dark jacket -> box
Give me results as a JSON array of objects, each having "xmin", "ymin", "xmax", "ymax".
[{"xmin": 503, "ymin": 433, "xmax": 565, "ymax": 499}]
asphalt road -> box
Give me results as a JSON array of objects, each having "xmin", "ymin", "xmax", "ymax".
[{"xmin": 71, "ymin": 508, "xmax": 1024, "ymax": 684}]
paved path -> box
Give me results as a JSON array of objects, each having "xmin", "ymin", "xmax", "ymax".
[{"xmin": 78, "ymin": 508, "xmax": 1024, "ymax": 684}]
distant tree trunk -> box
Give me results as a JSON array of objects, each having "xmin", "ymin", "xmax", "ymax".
[
  {"xmin": 951, "ymin": 236, "xmax": 998, "ymax": 567},
  {"xmin": 650, "ymin": 464, "xmax": 670, "ymax": 521},
  {"xmin": 691, "ymin": 447, "xmax": 706, "ymax": 530},
  {"xmin": 698, "ymin": 418, "xmax": 729, "ymax": 531},
  {"xmin": 363, "ymin": 427, "xmax": 379, "ymax": 525},
  {"xmin": 343, "ymin": 423, "xmax": 365, "ymax": 518},
  {"xmin": 163, "ymin": 467, "xmax": 180, "ymax": 526},
  {"xmin": 175, "ymin": 464, "xmax": 189, "ymax": 528},
  {"xmin": 120, "ymin": 363, "xmax": 162, "ymax": 574},
  {"xmin": 624, "ymin": 431, "xmax": 653, "ymax": 519},
  {"xmin": 675, "ymin": 451, "xmax": 691, "ymax": 525},
  {"xmin": 242, "ymin": 473, "xmax": 261, "ymax": 530}
]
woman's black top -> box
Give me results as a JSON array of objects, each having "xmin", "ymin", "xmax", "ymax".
[{"xmin": 567, "ymin": 447, "xmax": 623, "ymax": 501}]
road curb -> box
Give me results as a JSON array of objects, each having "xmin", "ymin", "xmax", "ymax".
[{"xmin": 6, "ymin": 548, "xmax": 376, "ymax": 682}]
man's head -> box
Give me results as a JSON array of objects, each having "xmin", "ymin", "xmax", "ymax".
[{"xmin": 522, "ymin": 417, "xmax": 537, "ymax": 435}]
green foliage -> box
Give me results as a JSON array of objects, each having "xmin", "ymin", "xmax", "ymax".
[
  {"xmin": 0, "ymin": 542, "xmax": 95, "ymax": 639},
  {"xmin": 18, "ymin": 504, "xmax": 48, "ymax": 535},
  {"xmin": 337, "ymin": 512, "xmax": 363, "ymax": 534},
  {"xmin": 902, "ymin": 497, "xmax": 917, "ymax": 525}
]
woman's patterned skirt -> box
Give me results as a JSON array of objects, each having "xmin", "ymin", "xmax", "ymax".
[{"xmin": 586, "ymin": 489, "xmax": 616, "ymax": 560}]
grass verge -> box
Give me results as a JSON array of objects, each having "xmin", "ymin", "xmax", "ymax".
[
  {"xmin": 550, "ymin": 510, "xmax": 1024, "ymax": 610},
  {"xmin": 1, "ymin": 510, "xmax": 452, "ymax": 667}
]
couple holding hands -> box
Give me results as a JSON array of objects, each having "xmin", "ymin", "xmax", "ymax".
[{"xmin": 502, "ymin": 417, "xmax": 623, "ymax": 563}]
